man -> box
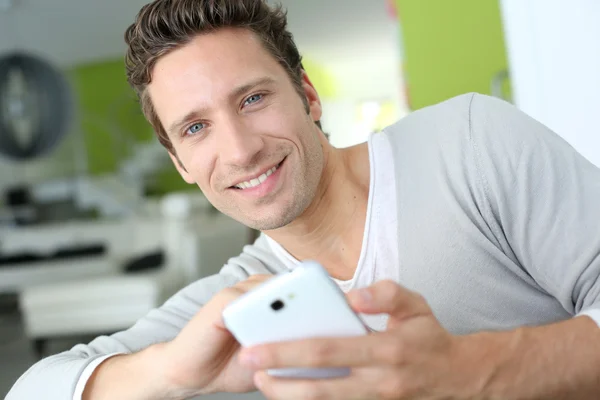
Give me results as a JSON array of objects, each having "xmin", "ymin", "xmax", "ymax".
[{"xmin": 8, "ymin": 0, "xmax": 600, "ymax": 399}]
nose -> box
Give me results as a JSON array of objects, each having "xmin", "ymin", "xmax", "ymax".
[{"xmin": 218, "ymin": 115, "xmax": 264, "ymax": 167}]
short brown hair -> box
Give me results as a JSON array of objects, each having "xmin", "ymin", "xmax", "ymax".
[{"xmin": 124, "ymin": 0, "xmax": 320, "ymax": 154}]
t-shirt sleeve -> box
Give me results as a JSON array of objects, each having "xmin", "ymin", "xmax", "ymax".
[
  {"xmin": 6, "ymin": 236, "xmax": 280, "ymax": 400},
  {"xmin": 577, "ymin": 309, "xmax": 600, "ymax": 328},
  {"xmin": 468, "ymin": 93, "xmax": 600, "ymax": 319},
  {"xmin": 72, "ymin": 354, "xmax": 121, "ymax": 400}
]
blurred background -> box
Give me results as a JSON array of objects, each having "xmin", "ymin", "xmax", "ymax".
[{"xmin": 0, "ymin": 0, "xmax": 598, "ymax": 398}]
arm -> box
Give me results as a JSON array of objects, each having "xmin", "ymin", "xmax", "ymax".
[
  {"xmin": 468, "ymin": 93, "xmax": 600, "ymax": 318},
  {"xmin": 467, "ymin": 93, "xmax": 600, "ymax": 398},
  {"xmin": 469, "ymin": 314, "xmax": 600, "ymax": 399},
  {"xmin": 82, "ymin": 344, "xmax": 179, "ymax": 400},
  {"xmin": 5, "ymin": 272, "xmax": 241, "ymax": 400},
  {"xmin": 6, "ymin": 236, "xmax": 280, "ymax": 400}
]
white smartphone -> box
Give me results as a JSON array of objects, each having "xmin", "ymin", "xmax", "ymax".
[{"xmin": 222, "ymin": 261, "xmax": 369, "ymax": 379}]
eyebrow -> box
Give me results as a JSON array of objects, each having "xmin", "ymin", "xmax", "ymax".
[{"xmin": 167, "ymin": 76, "xmax": 277, "ymax": 135}]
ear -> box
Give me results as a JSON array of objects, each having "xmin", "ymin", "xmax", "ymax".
[
  {"xmin": 300, "ymin": 70, "xmax": 323, "ymax": 123},
  {"xmin": 168, "ymin": 152, "xmax": 195, "ymax": 184}
]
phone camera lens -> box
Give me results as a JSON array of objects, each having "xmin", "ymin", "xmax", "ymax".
[{"xmin": 271, "ymin": 300, "xmax": 284, "ymax": 311}]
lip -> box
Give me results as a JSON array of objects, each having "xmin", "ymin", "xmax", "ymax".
[
  {"xmin": 230, "ymin": 160, "xmax": 283, "ymax": 188},
  {"xmin": 229, "ymin": 157, "xmax": 286, "ymax": 197}
]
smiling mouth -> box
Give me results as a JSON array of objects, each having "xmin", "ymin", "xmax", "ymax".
[{"xmin": 232, "ymin": 160, "xmax": 283, "ymax": 190}]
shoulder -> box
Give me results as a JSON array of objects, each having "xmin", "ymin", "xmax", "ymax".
[
  {"xmin": 177, "ymin": 233, "xmax": 289, "ymax": 301},
  {"xmin": 380, "ymin": 93, "xmax": 557, "ymax": 162},
  {"xmin": 383, "ymin": 93, "xmax": 475, "ymax": 140},
  {"xmin": 380, "ymin": 93, "xmax": 477, "ymax": 160},
  {"xmin": 158, "ymin": 233, "xmax": 288, "ymax": 318},
  {"xmin": 467, "ymin": 93, "xmax": 577, "ymax": 168},
  {"xmin": 378, "ymin": 93, "xmax": 478, "ymax": 172},
  {"xmin": 220, "ymin": 233, "xmax": 291, "ymax": 278},
  {"xmin": 382, "ymin": 92, "xmax": 529, "ymax": 141}
]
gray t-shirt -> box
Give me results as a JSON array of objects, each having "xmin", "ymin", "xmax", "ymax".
[{"xmin": 8, "ymin": 93, "xmax": 600, "ymax": 399}]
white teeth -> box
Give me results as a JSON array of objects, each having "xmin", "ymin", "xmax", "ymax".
[{"xmin": 235, "ymin": 165, "xmax": 279, "ymax": 189}]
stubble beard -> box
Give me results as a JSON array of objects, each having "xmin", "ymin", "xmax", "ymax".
[
  {"xmin": 244, "ymin": 146, "xmax": 323, "ymax": 231},
  {"xmin": 231, "ymin": 136, "xmax": 324, "ymax": 231}
]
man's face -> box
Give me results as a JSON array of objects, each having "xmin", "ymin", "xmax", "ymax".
[{"xmin": 148, "ymin": 28, "xmax": 324, "ymax": 230}]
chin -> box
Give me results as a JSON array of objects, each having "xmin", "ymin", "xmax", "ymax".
[
  {"xmin": 241, "ymin": 213, "xmax": 294, "ymax": 231},
  {"xmin": 221, "ymin": 186, "xmax": 313, "ymax": 231},
  {"xmin": 232, "ymin": 203, "xmax": 298, "ymax": 231}
]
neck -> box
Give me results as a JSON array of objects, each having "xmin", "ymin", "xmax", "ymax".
[{"xmin": 265, "ymin": 137, "xmax": 370, "ymax": 280}]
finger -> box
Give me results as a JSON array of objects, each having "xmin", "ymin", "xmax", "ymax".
[
  {"xmin": 254, "ymin": 369, "xmax": 378, "ymax": 400},
  {"xmin": 216, "ymin": 274, "xmax": 273, "ymax": 306},
  {"xmin": 204, "ymin": 287, "xmax": 248, "ymax": 330},
  {"xmin": 234, "ymin": 274, "xmax": 274, "ymax": 293},
  {"xmin": 176, "ymin": 289, "xmax": 243, "ymax": 355},
  {"xmin": 240, "ymin": 333, "xmax": 403, "ymax": 369},
  {"xmin": 213, "ymin": 274, "xmax": 274, "ymax": 329},
  {"xmin": 237, "ymin": 273, "xmax": 274, "ymax": 287},
  {"xmin": 181, "ymin": 275, "xmax": 275, "ymax": 352},
  {"xmin": 244, "ymin": 273, "xmax": 274, "ymax": 282},
  {"xmin": 347, "ymin": 280, "xmax": 430, "ymax": 321}
]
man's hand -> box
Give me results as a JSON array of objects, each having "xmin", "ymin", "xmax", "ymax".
[
  {"xmin": 160, "ymin": 274, "xmax": 276, "ymax": 397},
  {"xmin": 83, "ymin": 274, "xmax": 274, "ymax": 400},
  {"xmin": 236, "ymin": 280, "xmax": 494, "ymax": 400}
]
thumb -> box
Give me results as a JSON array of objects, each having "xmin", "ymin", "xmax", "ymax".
[{"xmin": 347, "ymin": 280, "xmax": 430, "ymax": 321}]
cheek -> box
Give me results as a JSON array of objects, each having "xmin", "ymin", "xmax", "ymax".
[
  {"xmin": 177, "ymin": 144, "xmax": 216, "ymax": 189},
  {"xmin": 250, "ymin": 106, "xmax": 289, "ymax": 135},
  {"xmin": 260, "ymin": 108, "xmax": 311, "ymax": 148}
]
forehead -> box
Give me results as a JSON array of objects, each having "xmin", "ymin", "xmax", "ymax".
[{"xmin": 148, "ymin": 28, "xmax": 287, "ymax": 105}]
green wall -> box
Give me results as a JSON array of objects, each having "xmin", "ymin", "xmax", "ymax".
[
  {"xmin": 68, "ymin": 59, "xmax": 191, "ymax": 194},
  {"xmin": 69, "ymin": 60, "xmax": 150, "ymax": 175},
  {"xmin": 395, "ymin": 0, "xmax": 509, "ymax": 110}
]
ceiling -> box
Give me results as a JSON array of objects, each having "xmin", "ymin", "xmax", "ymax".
[
  {"xmin": 0, "ymin": 0, "xmax": 399, "ymax": 98},
  {"xmin": 0, "ymin": 0, "xmax": 151, "ymax": 66}
]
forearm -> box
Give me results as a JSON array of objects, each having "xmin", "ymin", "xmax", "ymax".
[
  {"xmin": 468, "ymin": 316, "xmax": 600, "ymax": 399},
  {"xmin": 82, "ymin": 343, "xmax": 194, "ymax": 400}
]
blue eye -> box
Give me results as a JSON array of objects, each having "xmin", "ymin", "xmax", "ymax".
[
  {"xmin": 244, "ymin": 94, "xmax": 263, "ymax": 106},
  {"xmin": 186, "ymin": 123, "xmax": 205, "ymax": 135}
]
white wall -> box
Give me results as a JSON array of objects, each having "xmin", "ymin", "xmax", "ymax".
[{"xmin": 500, "ymin": 0, "xmax": 600, "ymax": 167}]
